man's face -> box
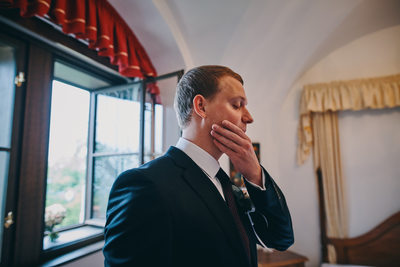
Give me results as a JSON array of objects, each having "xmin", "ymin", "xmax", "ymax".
[{"xmin": 204, "ymin": 76, "xmax": 254, "ymax": 132}]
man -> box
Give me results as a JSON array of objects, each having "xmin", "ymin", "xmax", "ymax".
[{"xmin": 103, "ymin": 65, "xmax": 294, "ymax": 267}]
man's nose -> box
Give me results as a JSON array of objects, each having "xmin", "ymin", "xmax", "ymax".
[{"xmin": 242, "ymin": 107, "xmax": 254, "ymax": 124}]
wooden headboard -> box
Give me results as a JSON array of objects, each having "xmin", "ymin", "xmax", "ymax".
[{"xmin": 327, "ymin": 211, "xmax": 400, "ymax": 267}]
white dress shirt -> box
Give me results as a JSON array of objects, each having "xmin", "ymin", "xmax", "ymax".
[{"xmin": 175, "ymin": 138, "xmax": 265, "ymax": 202}]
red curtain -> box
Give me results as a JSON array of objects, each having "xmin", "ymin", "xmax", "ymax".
[{"xmin": 1, "ymin": 0, "xmax": 160, "ymax": 98}]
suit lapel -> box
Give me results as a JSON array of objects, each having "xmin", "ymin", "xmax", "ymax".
[{"xmin": 166, "ymin": 147, "xmax": 250, "ymax": 266}]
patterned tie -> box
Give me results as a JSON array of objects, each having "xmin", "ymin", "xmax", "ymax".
[{"xmin": 216, "ymin": 168, "xmax": 251, "ymax": 262}]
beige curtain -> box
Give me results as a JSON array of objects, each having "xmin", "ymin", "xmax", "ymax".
[
  {"xmin": 312, "ymin": 111, "xmax": 348, "ymax": 262},
  {"xmin": 297, "ymin": 73, "xmax": 400, "ymax": 263},
  {"xmin": 298, "ymin": 73, "xmax": 400, "ymax": 165}
]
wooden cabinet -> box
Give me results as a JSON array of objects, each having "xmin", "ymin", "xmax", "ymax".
[{"xmin": 258, "ymin": 249, "xmax": 308, "ymax": 267}]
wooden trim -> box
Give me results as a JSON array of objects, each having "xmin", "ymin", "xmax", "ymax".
[
  {"xmin": 13, "ymin": 43, "xmax": 54, "ymax": 266},
  {"xmin": 328, "ymin": 212, "xmax": 400, "ymax": 247},
  {"xmin": 327, "ymin": 211, "xmax": 400, "ymax": 265}
]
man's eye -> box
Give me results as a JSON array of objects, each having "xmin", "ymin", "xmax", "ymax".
[{"xmin": 232, "ymin": 104, "xmax": 240, "ymax": 109}]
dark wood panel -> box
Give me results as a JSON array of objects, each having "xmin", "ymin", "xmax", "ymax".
[
  {"xmin": 328, "ymin": 211, "xmax": 400, "ymax": 267},
  {"xmin": 13, "ymin": 43, "xmax": 53, "ymax": 266}
]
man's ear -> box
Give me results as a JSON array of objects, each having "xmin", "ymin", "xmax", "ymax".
[{"xmin": 193, "ymin": 94, "xmax": 207, "ymax": 119}]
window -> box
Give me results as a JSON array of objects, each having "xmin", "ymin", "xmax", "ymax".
[
  {"xmin": 0, "ymin": 17, "xmax": 182, "ymax": 265},
  {"xmin": 43, "ymin": 60, "xmax": 181, "ymax": 257},
  {"xmin": 90, "ymin": 81, "xmax": 167, "ymax": 221},
  {"xmin": 45, "ymin": 81, "xmax": 90, "ymax": 230},
  {"xmin": 91, "ymin": 86, "xmax": 142, "ymax": 220},
  {"xmin": 43, "ymin": 62, "xmax": 113, "ymax": 250}
]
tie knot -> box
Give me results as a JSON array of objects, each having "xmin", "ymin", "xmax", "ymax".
[{"xmin": 216, "ymin": 168, "xmax": 231, "ymax": 184}]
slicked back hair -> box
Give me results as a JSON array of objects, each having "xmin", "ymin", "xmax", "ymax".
[{"xmin": 174, "ymin": 65, "xmax": 243, "ymax": 129}]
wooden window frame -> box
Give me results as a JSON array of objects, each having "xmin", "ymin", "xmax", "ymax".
[
  {"xmin": 0, "ymin": 11, "xmax": 183, "ymax": 266},
  {"xmin": 0, "ymin": 12, "xmax": 127, "ymax": 266}
]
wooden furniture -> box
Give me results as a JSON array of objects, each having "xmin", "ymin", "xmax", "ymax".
[
  {"xmin": 327, "ymin": 211, "xmax": 400, "ymax": 267},
  {"xmin": 257, "ymin": 249, "xmax": 308, "ymax": 267}
]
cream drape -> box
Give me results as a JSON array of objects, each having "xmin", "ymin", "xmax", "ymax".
[
  {"xmin": 298, "ymin": 73, "xmax": 400, "ymax": 165},
  {"xmin": 297, "ymin": 73, "xmax": 400, "ymax": 263},
  {"xmin": 312, "ymin": 111, "xmax": 348, "ymax": 262}
]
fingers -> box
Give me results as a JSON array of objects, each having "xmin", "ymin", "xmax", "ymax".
[
  {"xmin": 211, "ymin": 121, "xmax": 249, "ymax": 146},
  {"xmin": 212, "ymin": 137, "xmax": 242, "ymax": 162},
  {"xmin": 221, "ymin": 120, "xmax": 250, "ymax": 140},
  {"xmin": 213, "ymin": 138, "xmax": 232, "ymax": 155},
  {"xmin": 211, "ymin": 128, "xmax": 242, "ymax": 153},
  {"xmin": 210, "ymin": 120, "xmax": 254, "ymax": 159},
  {"xmin": 211, "ymin": 120, "xmax": 262, "ymax": 183}
]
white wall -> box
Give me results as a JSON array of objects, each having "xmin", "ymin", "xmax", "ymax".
[
  {"xmin": 339, "ymin": 107, "xmax": 400, "ymax": 237},
  {"xmin": 278, "ymin": 25, "xmax": 400, "ymax": 266}
]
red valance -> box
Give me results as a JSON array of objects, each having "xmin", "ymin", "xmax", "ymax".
[{"xmin": 1, "ymin": 0, "xmax": 160, "ymax": 98}]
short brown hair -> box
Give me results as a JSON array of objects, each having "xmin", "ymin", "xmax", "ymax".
[{"xmin": 174, "ymin": 65, "xmax": 243, "ymax": 128}]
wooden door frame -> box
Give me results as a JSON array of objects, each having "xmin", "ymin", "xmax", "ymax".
[{"xmin": 0, "ymin": 32, "xmax": 28, "ymax": 267}]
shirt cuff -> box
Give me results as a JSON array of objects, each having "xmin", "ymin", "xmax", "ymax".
[{"xmin": 245, "ymin": 170, "xmax": 266, "ymax": 191}]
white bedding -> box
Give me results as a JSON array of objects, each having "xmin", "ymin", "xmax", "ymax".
[{"xmin": 321, "ymin": 263, "xmax": 373, "ymax": 267}]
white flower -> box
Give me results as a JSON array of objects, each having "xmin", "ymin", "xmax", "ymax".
[{"xmin": 45, "ymin": 204, "xmax": 66, "ymax": 228}]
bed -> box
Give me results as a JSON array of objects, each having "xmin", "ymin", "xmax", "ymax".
[{"xmin": 326, "ymin": 211, "xmax": 400, "ymax": 267}]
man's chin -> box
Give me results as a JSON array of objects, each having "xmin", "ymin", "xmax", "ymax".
[{"xmin": 212, "ymin": 144, "xmax": 224, "ymax": 159}]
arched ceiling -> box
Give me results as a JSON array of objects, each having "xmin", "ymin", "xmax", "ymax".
[{"xmin": 111, "ymin": 0, "xmax": 400, "ymax": 108}]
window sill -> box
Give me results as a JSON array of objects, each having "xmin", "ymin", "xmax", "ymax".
[
  {"xmin": 40, "ymin": 240, "xmax": 104, "ymax": 267},
  {"xmin": 43, "ymin": 225, "xmax": 103, "ymax": 250},
  {"xmin": 41, "ymin": 225, "xmax": 104, "ymax": 265}
]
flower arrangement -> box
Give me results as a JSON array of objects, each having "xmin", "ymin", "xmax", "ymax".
[
  {"xmin": 45, "ymin": 203, "xmax": 66, "ymax": 242},
  {"xmin": 232, "ymin": 184, "xmax": 254, "ymax": 213}
]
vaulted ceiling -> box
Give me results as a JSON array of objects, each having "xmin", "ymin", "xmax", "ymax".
[{"xmin": 110, "ymin": 0, "xmax": 400, "ymax": 107}]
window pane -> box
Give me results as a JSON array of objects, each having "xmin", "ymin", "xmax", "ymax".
[
  {"xmin": 146, "ymin": 77, "xmax": 177, "ymax": 155},
  {"xmin": 95, "ymin": 90, "xmax": 141, "ymax": 153},
  {"xmin": 154, "ymin": 104, "xmax": 164, "ymax": 155},
  {"xmin": 45, "ymin": 81, "xmax": 90, "ymax": 231},
  {"xmin": 144, "ymin": 154, "xmax": 154, "ymax": 164},
  {"xmin": 43, "ymin": 225, "xmax": 103, "ymax": 250},
  {"xmin": 0, "ymin": 42, "xmax": 16, "ymax": 148},
  {"xmin": 92, "ymin": 155, "xmax": 140, "ymax": 219},
  {"xmin": 144, "ymin": 101, "xmax": 152, "ymax": 155}
]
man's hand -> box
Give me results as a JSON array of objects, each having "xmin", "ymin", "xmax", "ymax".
[{"xmin": 211, "ymin": 120, "xmax": 262, "ymax": 186}]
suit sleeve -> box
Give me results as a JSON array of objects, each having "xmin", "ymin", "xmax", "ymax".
[
  {"xmin": 103, "ymin": 170, "xmax": 172, "ymax": 266},
  {"xmin": 244, "ymin": 166, "xmax": 294, "ymax": 251}
]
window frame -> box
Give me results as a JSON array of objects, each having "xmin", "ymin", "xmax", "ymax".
[
  {"xmin": 40, "ymin": 58, "xmax": 128, "ymax": 263},
  {"xmin": 86, "ymin": 71, "xmax": 183, "ymax": 225},
  {"xmin": 42, "ymin": 68, "xmax": 183, "ymax": 262},
  {"xmin": 0, "ymin": 11, "xmax": 183, "ymax": 266},
  {"xmin": 87, "ymin": 80, "xmax": 144, "ymax": 224},
  {"xmin": 0, "ymin": 13, "xmax": 127, "ymax": 265}
]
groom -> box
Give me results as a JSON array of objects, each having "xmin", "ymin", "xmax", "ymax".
[{"xmin": 103, "ymin": 65, "xmax": 294, "ymax": 267}]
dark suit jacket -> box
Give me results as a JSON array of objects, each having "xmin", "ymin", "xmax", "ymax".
[{"xmin": 103, "ymin": 147, "xmax": 294, "ymax": 267}]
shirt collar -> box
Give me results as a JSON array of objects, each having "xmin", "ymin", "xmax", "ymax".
[{"xmin": 175, "ymin": 137, "xmax": 220, "ymax": 178}]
